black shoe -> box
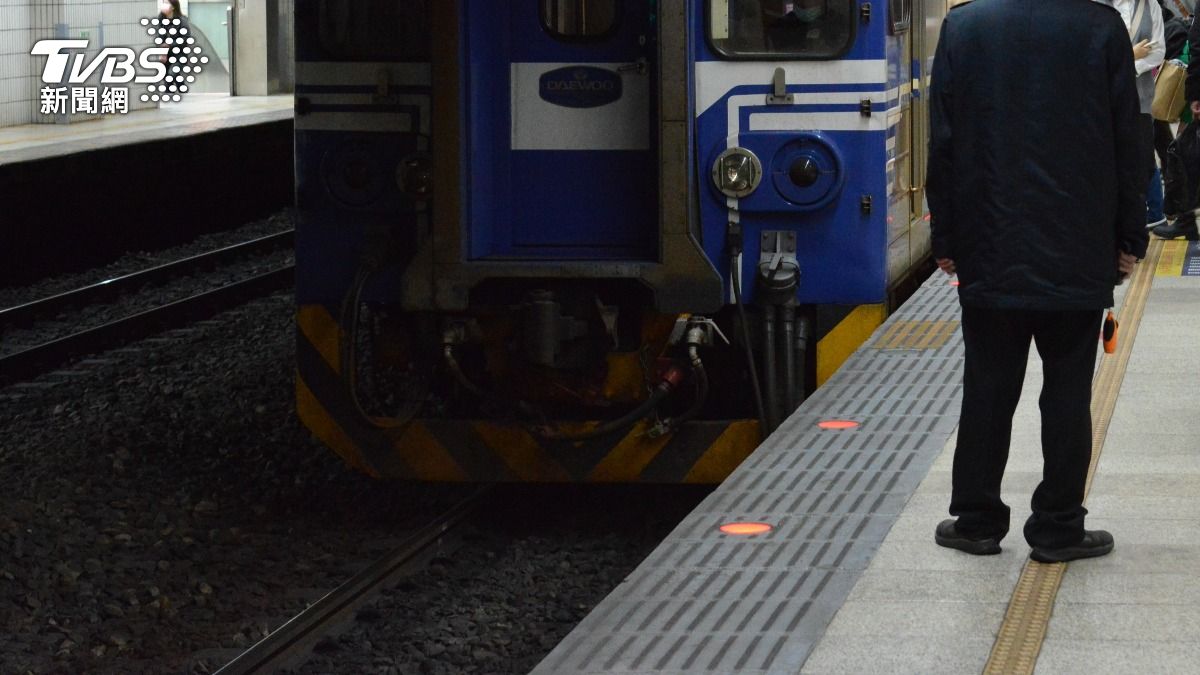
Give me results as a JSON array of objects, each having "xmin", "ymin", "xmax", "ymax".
[
  {"xmin": 935, "ymin": 519, "xmax": 1002, "ymax": 555},
  {"xmin": 1029, "ymin": 530, "xmax": 1114, "ymax": 563},
  {"xmin": 1152, "ymin": 220, "xmax": 1200, "ymax": 240}
]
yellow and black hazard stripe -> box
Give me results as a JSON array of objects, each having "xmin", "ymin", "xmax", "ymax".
[
  {"xmin": 815, "ymin": 304, "xmax": 888, "ymax": 385},
  {"xmin": 296, "ymin": 304, "xmax": 761, "ymax": 482}
]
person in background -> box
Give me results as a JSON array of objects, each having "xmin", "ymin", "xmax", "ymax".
[
  {"xmin": 1105, "ymin": 0, "xmax": 1167, "ymax": 229},
  {"xmin": 1153, "ymin": 2, "xmax": 1194, "ymax": 232},
  {"xmin": 1158, "ymin": 2, "xmax": 1200, "ymax": 239},
  {"xmin": 156, "ymin": 0, "xmax": 191, "ymax": 72},
  {"xmin": 1145, "ymin": 1, "xmax": 1188, "ymax": 229},
  {"xmin": 927, "ymin": 0, "xmax": 1147, "ymax": 563},
  {"xmin": 764, "ymin": 0, "xmax": 847, "ymax": 54}
]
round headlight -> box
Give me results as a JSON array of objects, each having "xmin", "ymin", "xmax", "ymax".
[{"xmin": 712, "ymin": 147, "xmax": 763, "ymax": 199}]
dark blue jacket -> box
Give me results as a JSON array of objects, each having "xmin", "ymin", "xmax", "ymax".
[{"xmin": 927, "ymin": 0, "xmax": 1149, "ymax": 310}]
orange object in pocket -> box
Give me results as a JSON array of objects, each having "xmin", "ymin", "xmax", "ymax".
[{"xmin": 1102, "ymin": 311, "xmax": 1118, "ymax": 354}]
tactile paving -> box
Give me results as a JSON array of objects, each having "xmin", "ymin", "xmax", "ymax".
[{"xmin": 533, "ymin": 273, "xmax": 966, "ymax": 675}]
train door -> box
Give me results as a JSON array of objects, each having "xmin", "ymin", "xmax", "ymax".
[
  {"xmin": 886, "ymin": 0, "xmax": 917, "ymax": 284},
  {"xmin": 910, "ymin": 0, "xmax": 949, "ymax": 228},
  {"xmin": 907, "ymin": 0, "xmax": 945, "ymax": 260},
  {"xmin": 463, "ymin": 0, "xmax": 659, "ymax": 260}
]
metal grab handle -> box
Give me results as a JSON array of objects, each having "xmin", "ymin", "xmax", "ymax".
[
  {"xmin": 618, "ymin": 58, "xmax": 647, "ymax": 75},
  {"xmin": 227, "ymin": 5, "xmax": 237, "ymax": 95}
]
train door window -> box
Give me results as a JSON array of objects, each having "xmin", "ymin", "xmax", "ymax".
[
  {"xmin": 316, "ymin": 0, "xmax": 430, "ymax": 61},
  {"xmin": 889, "ymin": 0, "xmax": 912, "ymax": 33},
  {"xmin": 541, "ymin": 0, "xmax": 619, "ymax": 38},
  {"xmin": 708, "ymin": 0, "xmax": 855, "ymax": 59}
]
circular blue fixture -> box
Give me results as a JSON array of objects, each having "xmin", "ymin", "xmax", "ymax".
[
  {"xmin": 322, "ymin": 142, "xmax": 387, "ymax": 209},
  {"xmin": 771, "ymin": 134, "xmax": 845, "ymax": 210}
]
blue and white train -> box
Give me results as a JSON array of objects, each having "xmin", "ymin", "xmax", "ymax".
[{"xmin": 292, "ymin": 0, "xmax": 947, "ymax": 482}]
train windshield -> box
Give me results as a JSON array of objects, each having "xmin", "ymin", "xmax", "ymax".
[
  {"xmin": 541, "ymin": 0, "xmax": 618, "ymax": 38},
  {"xmin": 708, "ymin": 0, "xmax": 855, "ymax": 59},
  {"xmin": 315, "ymin": 0, "xmax": 430, "ymax": 61}
]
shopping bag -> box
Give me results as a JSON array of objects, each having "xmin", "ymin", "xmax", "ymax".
[{"xmin": 1153, "ymin": 59, "xmax": 1188, "ymax": 122}]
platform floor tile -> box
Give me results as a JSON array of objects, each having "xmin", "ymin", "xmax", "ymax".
[
  {"xmin": 800, "ymin": 636, "xmax": 997, "ymax": 675},
  {"xmin": 1035, "ymin": 639, "xmax": 1200, "ymax": 675}
]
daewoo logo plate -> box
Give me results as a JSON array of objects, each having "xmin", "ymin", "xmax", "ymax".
[{"xmin": 539, "ymin": 66, "xmax": 623, "ymax": 108}]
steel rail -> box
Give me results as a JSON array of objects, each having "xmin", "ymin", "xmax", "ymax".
[
  {"xmin": 0, "ymin": 265, "xmax": 294, "ymax": 382},
  {"xmin": 214, "ymin": 491, "xmax": 488, "ymax": 675},
  {"xmin": 0, "ymin": 229, "xmax": 294, "ymax": 330}
]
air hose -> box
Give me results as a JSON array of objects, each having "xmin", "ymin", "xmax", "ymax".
[
  {"xmin": 537, "ymin": 365, "xmax": 686, "ymax": 442},
  {"xmin": 730, "ymin": 249, "xmax": 769, "ymax": 435},
  {"xmin": 338, "ymin": 234, "xmax": 421, "ymax": 430}
]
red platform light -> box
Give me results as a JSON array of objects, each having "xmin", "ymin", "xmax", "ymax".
[
  {"xmin": 818, "ymin": 419, "xmax": 860, "ymax": 430},
  {"xmin": 719, "ymin": 522, "xmax": 774, "ymax": 536},
  {"xmin": 950, "ymin": 280, "xmax": 960, "ymax": 287}
]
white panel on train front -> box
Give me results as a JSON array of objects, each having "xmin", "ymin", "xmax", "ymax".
[
  {"xmin": 510, "ymin": 62, "xmax": 649, "ymax": 151},
  {"xmin": 694, "ymin": 59, "xmax": 889, "ymax": 117}
]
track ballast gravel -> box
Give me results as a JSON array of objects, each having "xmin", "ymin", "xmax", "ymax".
[{"xmin": 1, "ymin": 230, "xmax": 711, "ymax": 674}]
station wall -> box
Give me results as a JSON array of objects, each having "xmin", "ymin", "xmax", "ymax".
[{"xmin": 0, "ymin": 0, "xmax": 159, "ymax": 129}]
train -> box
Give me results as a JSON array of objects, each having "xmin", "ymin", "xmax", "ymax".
[{"xmin": 292, "ymin": 0, "xmax": 947, "ymax": 482}]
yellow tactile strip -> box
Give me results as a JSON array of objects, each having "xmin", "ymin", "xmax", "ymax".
[
  {"xmin": 983, "ymin": 238, "xmax": 1163, "ymax": 675},
  {"xmin": 871, "ymin": 319, "xmax": 960, "ymax": 350},
  {"xmin": 1155, "ymin": 239, "xmax": 1189, "ymax": 276}
]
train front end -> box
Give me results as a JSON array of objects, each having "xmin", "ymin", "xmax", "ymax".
[{"xmin": 293, "ymin": 0, "xmax": 941, "ymax": 481}]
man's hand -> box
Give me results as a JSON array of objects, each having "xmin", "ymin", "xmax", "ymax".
[
  {"xmin": 936, "ymin": 258, "xmax": 957, "ymax": 275},
  {"xmin": 1133, "ymin": 39, "xmax": 1153, "ymax": 60},
  {"xmin": 1117, "ymin": 251, "xmax": 1137, "ymax": 283}
]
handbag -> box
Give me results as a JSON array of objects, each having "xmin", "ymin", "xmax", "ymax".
[{"xmin": 1153, "ymin": 58, "xmax": 1189, "ymax": 122}]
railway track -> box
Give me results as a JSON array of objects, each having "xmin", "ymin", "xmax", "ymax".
[
  {"xmin": 0, "ymin": 231, "xmax": 294, "ymax": 382},
  {"xmin": 213, "ymin": 490, "xmax": 488, "ymax": 675}
]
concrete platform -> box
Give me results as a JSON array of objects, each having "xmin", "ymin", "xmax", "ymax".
[
  {"xmin": 538, "ymin": 240, "xmax": 1199, "ymax": 674},
  {"xmin": 0, "ymin": 94, "xmax": 294, "ymax": 286},
  {"xmin": 0, "ymin": 94, "xmax": 293, "ymax": 167}
]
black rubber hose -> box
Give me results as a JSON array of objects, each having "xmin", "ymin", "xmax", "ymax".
[
  {"xmin": 781, "ymin": 304, "xmax": 796, "ymax": 414},
  {"xmin": 731, "ymin": 258, "xmax": 769, "ymax": 435},
  {"xmin": 443, "ymin": 345, "xmax": 490, "ymax": 400},
  {"xmin": 796, "ymin": 314, "xmax": 811, "ymax": 404},
  {"xmin": 761, "ymin": 303, "xmax": 779, "ymax": 433},
  {"xmin": 670, "ymin": 362, "xmax": 709, "ymax": 430},
  {"xmin": 539, "ymin": 385, "xmax": 671, "ymax": 442},
  {"xmin": 443, "ymin": 344, "xmax": 545, "ymax": 424},
  {"xmin": 338, "ymin": 269, "xmax": 414, "ymax": 430}
]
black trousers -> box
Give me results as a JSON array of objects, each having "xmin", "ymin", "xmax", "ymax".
[
  {"xmin": 1154, "ymin": 118, "xmax": 1174, "ymax": 168},
  {"xmin": 950, "ymin": 306, "xmax": 1103, "ymax": 549},
  {"xmin": 1141, "ymin": 113, "xmax": 1157, "ymax": 182}
]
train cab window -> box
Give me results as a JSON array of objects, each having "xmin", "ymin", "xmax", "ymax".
[
  {"xmin": 708, "ymin": 0, "xmax": 854, "ymax": 59},
  {"xmin": 316, "ymin": 0, "xmax": 430, "ymax": 61},
  {"xmin": 889, "ymin": 0, "xmax": 912, "ymax": 33},
  {"xmin": 541, "ymin": 0, "xmax": 618, "ymax": 38}
]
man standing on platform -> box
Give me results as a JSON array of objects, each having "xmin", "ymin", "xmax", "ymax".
[{"xmin": 925, "ymin": 0, "xmax": 1149, "ymax": 563}]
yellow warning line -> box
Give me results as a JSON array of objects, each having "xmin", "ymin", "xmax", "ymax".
[
  {"xmin": 1155, "ymin": 239, "xmax": 1188, "ymax": 276},
  {"xmin": 983, "ymin": 239, "xmax": 1163, "ymax": 675},
  {"xmin": 873, "ymin": 320, "xmax": 960, "ymax": 350}
]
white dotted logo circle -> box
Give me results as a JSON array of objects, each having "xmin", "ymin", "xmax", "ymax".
[{"xmin": 141, "ymin": 16, "xmax": 206, "ymax": 105}]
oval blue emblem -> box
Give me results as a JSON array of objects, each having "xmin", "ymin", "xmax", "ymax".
[{"xmin": 539, "ymin": 66, "xmax": 623, "ymax": 108}]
